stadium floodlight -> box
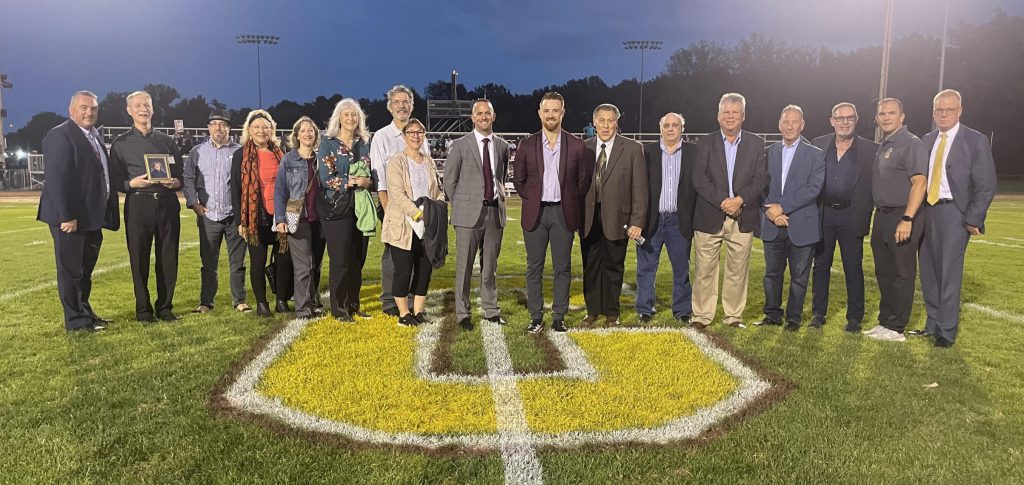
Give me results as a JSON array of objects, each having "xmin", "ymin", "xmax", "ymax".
[
  {"xmin": 622, "ymin": 41, "xmax": 663, "ymax": 135},
  {"xmin": 16, "ymin": 149, "xmax": 26, "ymax": 159},
  {"xmin": 236, "ymin": 34, "xmax": 280, "ymax": 108}
]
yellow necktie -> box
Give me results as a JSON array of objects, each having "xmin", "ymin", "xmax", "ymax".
[{"xmin": 927, "ymin": 133, "xmax": 948, "ymax": 205}]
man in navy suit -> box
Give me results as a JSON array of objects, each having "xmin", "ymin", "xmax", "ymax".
[
  {"xmin": 754, "ymin": 105, "xmax": 825, "ymax": 330},
  {"xmin": 910, "ymin": 89, "xmax": 997, "ymax": 347},
  {"xmin": 37, "ymin": 91, "xmax": 120, "ymax": 332}
]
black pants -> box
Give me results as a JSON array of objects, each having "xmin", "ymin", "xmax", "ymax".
[
  {"xmin": 321, "ymin": 216, "xmax": 368, "ymax": 317},
  {"xmin": 50, "ymin": 226, "xmax": 103, "ymax": 330},
  {"xmin": 247, "ymin": 223, "xmax": 293, "ymax": 305},
  {"xmin": 389, "ymin": 236, "xmax": 432, "ymax": 298},
  {"xmin": 581, "ymin": 209, "xmax": 628, "ymax": 317},
  {"xmin": 870, "ymin": 207, "xmax": 924, "ymax": 332},
  {"xmin": 811, "ymin": 206, "xmax": 865, "ymax": 323},
  {"xmin": 763, "ymin": 228, "xmax": 815, "ymax": 324},
  {"xmin": 125, "ymin": 192, "xmax": 180, "ymax": 318}
]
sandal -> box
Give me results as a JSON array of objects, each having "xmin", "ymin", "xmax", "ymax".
[
  {"xmin": 192, "ymin": 304, "xmax": 212, "ymax": 314},
  {"xmin": 235, "ymin": 303, "xmax": 252, "ymax": 313}
]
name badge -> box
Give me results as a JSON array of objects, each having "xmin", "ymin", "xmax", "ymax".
[{"xmin": 883, "ymin": 148, "xmax": 893, "ymax": 160}]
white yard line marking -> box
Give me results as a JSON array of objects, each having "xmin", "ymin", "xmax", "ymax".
[
  {"xmin": 0, "ymin": 227, "xmax": 46, "ymax": 235},
  {"xmin": 24, "ymin": 240, "xmax": 46, "ymax": 246},
  {"xmin": 965, "ymin": 303, "xmax": 1024, "ymax": 324},
  {"xmin": 971, "ymin": 239, "xmax": 1024, "ymax": 249},
  {"xmin": 0, "ymin": 242, "xmax": 199, "ymax": 303},
  {"xmin": 481, "ymin": 321, "xmax": 545, "ymax": 485},
  {"xmin": 1002, "ymin": 237, "xmax": 1024, "ymax": 243}
]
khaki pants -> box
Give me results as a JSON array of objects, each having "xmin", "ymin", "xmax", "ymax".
[{"xmin": 692, "ymin": 218, "xmax": 753, "ymax": 325}]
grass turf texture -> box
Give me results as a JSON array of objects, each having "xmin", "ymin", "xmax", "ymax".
[{"xmin": 1, "ymin": 196, "xmax": 1023, "ymax": 483}]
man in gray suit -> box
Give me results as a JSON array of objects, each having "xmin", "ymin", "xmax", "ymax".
[
  {"xmin": 754, "ymin": 105, "xmax": 825, "ymax": 330},
  {"xmin": 910, "ymin": 89, "xmax": 996, "ymax": 347},
  {"xmin": 443, "ymin": 99, "xmax": 511, "ymax": 331}
]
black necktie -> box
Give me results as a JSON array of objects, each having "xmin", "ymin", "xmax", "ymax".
[{"xmin": 482, "ymin": 138, "xmax": 494, "ymax": 201}]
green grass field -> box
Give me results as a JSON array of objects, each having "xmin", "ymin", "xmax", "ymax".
[{"xmin": 1, "ymin": 196, "xmax": 1023, "ymax": 484}]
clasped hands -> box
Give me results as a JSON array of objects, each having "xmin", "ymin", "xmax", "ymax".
[
  {"xmin": 764, "ymin": 203, "xmax": 789, "ymax": 227},
  {"xmin": 720, "ymin": 196, "xmax": 744, "ymax": 219}
]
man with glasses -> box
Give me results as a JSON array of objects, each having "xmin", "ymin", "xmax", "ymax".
[
  {"xmin": 370, "ymin": 85, "xmax": 430, "ymax": 316},
  {"xmin": 809, "ymin": 103, "xmax": 878, "ymax": 332},
  {"xmin": 182, "ymin": 109, "xmax": 248, "ymax": 314},
  {"xmin": 863, "ymin": 98, "xmax": 927, "ymax": 343},
  {"xmin": 910, "ymin": 89, "xmax": 996, "ymax": 347}
]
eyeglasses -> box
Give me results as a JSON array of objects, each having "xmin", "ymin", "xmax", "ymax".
[
  {"xmin": 208, "ymin": 121, "xmax": 229, "ymax": 128},
  {"xmin": 831, "ymin": 116, "xmax": 858, "ymax": 123},
  {"xmin": 933, "ymin": 107, "xmax": 960, "ymax": 116},
  {"xmin": 250, "ymin": 125, "xmax": 273, "ymax": 132},
  {"xmin": 404, "ymin": 131, "xmax": 425, "ymax": 137}
]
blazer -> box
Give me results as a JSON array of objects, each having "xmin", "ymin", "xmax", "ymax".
[
  {"xmin": 37, "ymin": 120, "xmax": 120, "ymax": 232},
  {"xmin": 582, "ymin": 134, "xmax": 648, "ymax": 239},
  {"xmin": 443, "ymin": 131, "xmax": 510, "ymax": 228},
  {"xmin": 511, "ymin": 129, "xmax": 594, "ymax": 232},
  {"xmin": 692, "ymin": 130, "xmax": 768, "ymax": 234},
  {"xmin": 758, "ymin": 140, "xmax": 826, "ymax": 247},
  {"xmin": 643, "ymin": 140, "xmax": 697, "ymax": 239},
  {"xmin": 920, "ymin": 124, "xmax": 997, "ymax": 233},
  {"xmin": 381, "ymin": 152, "xmax": 445, "ymax": 251},
  {"xmin": 811, "ymin": 134, "xmax": 877, "ymax": 237}
]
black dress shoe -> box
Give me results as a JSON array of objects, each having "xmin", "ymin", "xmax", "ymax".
[
  {"xmin": 844, "ymin": 320, "xmax": 862, "ymax": 333},
  {"xmin": 809, "ymin": 315, "xmax": 825, "ymax": 328},
  {"xmin": 934, "ymin": 336, "xmax": 954, "ymax": 348},
  {"xmin": 158, "ymin": 312, "xmax": 179, "ymax": 321},
  {"xmin": 92, "ymin": 315, "xmax": 113, "ymax": 324},
  {"xmin": 753, "ymin": 318, "xmax": 782, "ymax": 327},
  {"xmin": 333, "ymin": 312, "xmax": 354, "ymax": 323},
  {"xmin": 70, "ymin": 323, "xmax": 106, "ymax": 333},
  {"xmin": 485, "ymin": 315, "xmax": 507, "ymax": 325},
  {"xmin": 784, "ymin": 321, "xmax": 801, "ymax": 332},
  {"xmin": 552, "ymin": 319, "xmax": 567, "ymax": 332},
  {"xmin": 639, "ymin": 313, "xmax": 653, "ymax": 323},
  {"xmin": 526, "ymin": 319, "xmax": 544, "ymax": 333},
  {"xmin": 907, "ymin": 329, "xmax": 934, "ymax": 337},
  {"xmin": 137, "ymin": 314, "xmax": 158, "ymax": 323},
  {"xmin": 255, "ymin": 303, "xmax": 272, "ymax": 318},
  {"xmin": 275, "ymin": 300, "xmax": 290, "ymax": 313},
  {"xmin": 459, "ymin": 317, "xmax": 474, "ymax": 331},
  {"xmin": 674, "ymin": 314, "xmax": 692, "ymax": 323},
  {"xmin": 349, "ymin": 309, "xmax": 371, "ymax": 319}
]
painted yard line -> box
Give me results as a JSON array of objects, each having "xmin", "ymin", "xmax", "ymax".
[
  {"xmin": 481, "ymin": 321, "xmax": 545, "ymax": 485},
  {"xmin": 971, "ymin": 239, "xmax": 1024, "ymax": 249},
  {"xmin": 24, "ymin": 240, "xmax": 46, "ymax": 246},
  {"xmin": 965, "ymin": 303, "xmax": 1024, "ymax": 325},
  {"xmin": 1002, "ymin": 237, "xmax": 1024, "ymax": 243},
  {"xmin": 0, "ymin": 227, "xmax": 46, "ymax": 235},
  {"xmin": 0, "ymin": 242, "xmax": 199, "ymax": 303}
]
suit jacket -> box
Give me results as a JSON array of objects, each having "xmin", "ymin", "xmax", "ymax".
[
  {"xmin": 511, "ymin": 129, "xmax": 594, "ymax": 232},
  {"xmin": 811, "ymin": 134, "xmax": 877, "ymax": 237},
  {"xmin": 759, "ymin": 140, "xmax": 825, "ymax": 247},
  {"xmin": 443, "ymin": 131, "xmax": 510, "ymax": 228},
  {"xmin": 582, "ymin": 134, "xmax": 648, "ymax": 239},
  {"xmin": 643, "ymin": 140, "xmax": 697, "ymax": 239},
  {"xmin": 920, "ymin": 124, "xmax": 997, "ymax": 233},
  {"xmin": 692, "ymin": 130, "xmax": 768, "ymax": 234},
  {"xmin": 37, "ymin": 119, "xmax": 120, "ymax": 232}
]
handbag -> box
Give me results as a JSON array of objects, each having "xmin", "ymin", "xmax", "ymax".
[
  {"xmin": 284, "ymin": 178, "xmax": 314, "ymax": 233},
  {"xmin": 264, "ymin": 250, "xmax": 277, "ymax": 290}
]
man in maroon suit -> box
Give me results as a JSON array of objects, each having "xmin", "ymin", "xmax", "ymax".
[{"xmin": 512, "ymin": 91, "xmax": 594, "ymax": 333}]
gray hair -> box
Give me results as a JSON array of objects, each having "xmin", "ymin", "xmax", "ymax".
[
  {"xmin": 659, "ymin": 112, "xmax": 685, "ymax": 126},
  {"xmin": 69, "ymin": 91, "xmax": 98, "ymax": 106},
  {"xmin": 125, "ymin": 90, "xmax": 152, "ymax": 105},
  {"xmin": 386, "ymin": 84, "xmax": 415, "ymax": 107},
  {"xmin": 878, "ymin": 97, "xmax": 904, "ymax": 114},
  {"xmin": 592, "ymin": 103, "xmax": 620, "ymax": 119},
  {"xmin": 289, "ymin": 116, "xmax": 321, "ymax": 152},
  {"xmin": 718, "ymin": 93, "xmax": 746, "ymax": 113},
  {"xmin": 831, "ymin": 102, "xmax": 857, "ymax": 117},
  {"xmin": 780, "ymin": 104, "xmax": 804, "ymax": 120},
  {"xmin": 325, "ymin": 98, "xmax": 370, "ymax": 143},
  {"xmin": 933, "ymin": 89, "xmax": 962, "ymax": 107}
]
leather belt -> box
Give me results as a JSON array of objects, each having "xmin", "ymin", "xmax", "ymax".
[
  {"xmin": 132, "ymin": 191, "xmax": 176, "ymax": 200},
  {"xmin": 876, "ymin": 206, "xmax": 903, "ymax": 214},
  {"xmin": 483, "ymin": 199, "xmax": 498, "ymax": 207},
  {"xmin": 826, "ymin": 201, "xmax": 850, "ymax": 209},
  {"xmin": 928, "ymin": 198, "xmax": 954, "ymax": 206},
  {"xmin": 540, "ymin": 201, "xmax": 561, "ymax": 207}
]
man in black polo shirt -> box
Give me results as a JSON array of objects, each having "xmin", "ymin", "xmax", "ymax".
[
  {"xmin": 810, "ymin": 103, "xmax": 878, "ymax": 333},
  {"xmin": 863, "ymin": 97, "xmax": 927, "ymax": 343},
  {"xmin": 109, "ymin": 90, "xmax": 183, "ymax": 322}
]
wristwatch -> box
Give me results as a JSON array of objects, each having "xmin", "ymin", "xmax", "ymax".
[{"xmin": 901, "ymin": 214, "xmax": 914, "ymax": 222}]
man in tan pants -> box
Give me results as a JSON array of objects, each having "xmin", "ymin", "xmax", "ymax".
[{"xmin": 689, "ymin": 93, "xmax": 768, "ymax": 329}]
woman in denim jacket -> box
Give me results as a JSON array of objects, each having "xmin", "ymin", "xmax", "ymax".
[
  {"xmin": 316, "ymin": 99, "xmax": 375, "ymax": 322},
  {"xmin": 274, "ymin": 116, "xmax": 326, "ymax": 319}
]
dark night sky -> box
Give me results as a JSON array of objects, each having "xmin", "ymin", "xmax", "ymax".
[{"xmin": 2, "ymin": 0, "xmax": 1021, "ymax": 129}]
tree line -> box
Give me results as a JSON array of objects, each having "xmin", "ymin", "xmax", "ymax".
[{"xmin": 6, "ymin": 9, "xmax": 1021, "ymax": 175}]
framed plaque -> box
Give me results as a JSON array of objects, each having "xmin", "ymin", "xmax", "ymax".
[{"xmin": 144, "ymin": 154, "xmax": 173, "ymax": 181}]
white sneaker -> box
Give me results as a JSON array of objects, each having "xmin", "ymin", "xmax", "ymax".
[
  {"xmin": 866, "ymin": 327, "xmax": 907, "ymax": 342},
  {"xmin": 862, "ymin": 325, "xmax": 886, "ymax": 336}
]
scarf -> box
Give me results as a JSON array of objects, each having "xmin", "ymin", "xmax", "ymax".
[{"xmin": 239, "ymin": 140, "xmax": 287, "ymax": 251}]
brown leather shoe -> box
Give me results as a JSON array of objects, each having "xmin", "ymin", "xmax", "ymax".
[
  {"xmin": 605, "ymin": 315, "xmax": 620, "ymax": 326},
  {"xmin": 581, "ymin": 314, "xmax": 600, "ymax": 326},
  {"xmin": 690, "ymin": 321, "xmax": 708, "ymax": 331}
]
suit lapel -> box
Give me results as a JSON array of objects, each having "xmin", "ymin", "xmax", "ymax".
[
  {"xmin": 602, "ymin": 136, "xmax": 624, "ymax": 184},
  {"xmin": 69, "ymin": 122, "xmax": 103, "ymax": 168},
  {"xmin": 649, "ymin": 145, "xmax": 662, "ymax": 205},
  {"xmin": 558, "ymin": 130, "xmax": 568, "ymax": 183},
  {"xmin": 468, "ymin": 133, "xmax": 484, "ymax": 172}
]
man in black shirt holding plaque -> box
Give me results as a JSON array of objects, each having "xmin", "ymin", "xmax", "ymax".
[{"xmin": 109, "ymin": 90, "xmax": 183, "ymax": 322}]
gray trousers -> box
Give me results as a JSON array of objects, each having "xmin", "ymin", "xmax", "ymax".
[
  {"xmin": 524, "ymin": 204, "xmax": 574, "ymax": 321},
  {"xmin": 919, "ymin": 202, "xmax": 970, "ymax": 343},
  {"xmin": 454, "ymin": 205, "xmax": 504, "ymax": 321},
  {"xmin": 288, "ymin": 221, "xmax": 319, "ymax": 317},
  {"xmin": 197, "ymin": 216, "xmax": 247, "ymax": 307}
]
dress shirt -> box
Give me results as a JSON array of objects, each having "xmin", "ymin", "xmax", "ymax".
[
  {"xmin": 823, "ymin": 139, "xmax": 857, "ymax": 204},
  {"xmin": 474, "ymin": 130, "xmax": 499, "ymax": 200},
  {"xmin": 369, "ymin": 121, "xmax": 429, "ymax": 191},
  {"xmin": 928, "ymin": 122, "xmax": 959, "ymax": 200},
  {"xmin": 722, "ymin": 130, "xmax": 742, "ymax": 197},
  {"xmin": 194, "ymin": 138, "xmax": 239, "ymax": 221},
  {"xmin": 79, "ymin": 124, "xmax": 110, "ymax": 198},
  {"xmin": 109, "ymin": 126, "xmax": 180, "ymax": 194},
  {"xmin": 542, "ymin": 133, "xmax": 562, "ymax": 202},
  {"xmin": 659, "ymin": 140, "xmax": 682, "ymax": 213},
  {"xmin": 780, "ymin": 139, "xmax": 799, "ymax": 195}
]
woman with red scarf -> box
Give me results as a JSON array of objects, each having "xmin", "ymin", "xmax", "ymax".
[{"xmin": 231, "ymin": 110, "xmax": 294, "ymax": 317}]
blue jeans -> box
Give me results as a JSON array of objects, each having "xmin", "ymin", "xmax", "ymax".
[{"xmin": 635, "ymin": 212, "xmax": 692, "ymax": 317}]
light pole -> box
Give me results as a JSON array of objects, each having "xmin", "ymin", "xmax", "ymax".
[
  {"xmin": 236, "ymin": 34, "xmax": 279, "ymax": 108},
  {"xmin": 623, "ymin": 40, "xmax": 662, "ymax": 136},
  {"xmin": 875, "ymin": 0, "xmax": 894, "ymax": 142},
  {"xmin": 0, "ymin": 73, "xmax": 12, "ymax": 163}
]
